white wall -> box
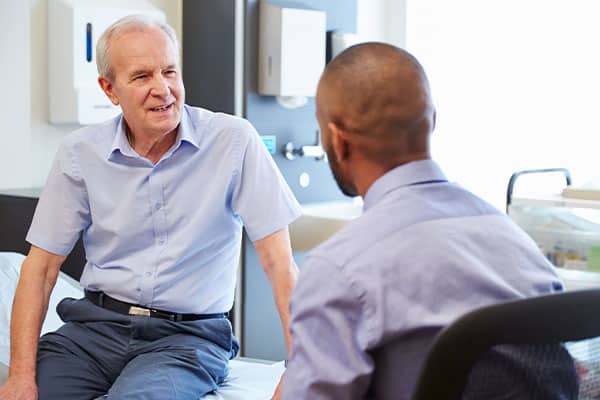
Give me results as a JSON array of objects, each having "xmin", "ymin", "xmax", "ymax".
[
  {"xmin": 1, "ymin": 3, "xmax": 33, "ymax": 189},
  {"xmin": 356, "ymin": 0, "xmax": 406, "ymax": 47},
  {"xmin": 356, "ymin": 0, "xmax": 386, "ymax": 42},
  {"xmin": 0, "ymin": 0, "xmax": 181, "ymax": 190}
]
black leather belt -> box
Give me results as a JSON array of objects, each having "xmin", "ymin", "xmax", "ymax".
[{"xmin": 85, "ymin": 290, "xmax": 226, "ymax": 322}]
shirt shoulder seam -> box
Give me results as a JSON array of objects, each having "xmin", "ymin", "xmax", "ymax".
[{"xmin": 304, "ymin": 253, "xmax": 377, "ymax": 345}]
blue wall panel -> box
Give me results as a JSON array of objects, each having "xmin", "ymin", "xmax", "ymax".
[
  {"xmin": 246, "ymin": 0, "xmax": 357, "ymax": 204},
  {"xmin": 243, "ymin": 0, "xmax": 357, "ymax": 360},
  {"xmin": 183, "ymin": 0, "xmax": 357, "ymax": 360}
]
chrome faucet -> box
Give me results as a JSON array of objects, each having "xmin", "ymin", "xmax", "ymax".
[{"xmin": 284, "ymin": 131, "xmax": 326, "ymax": 161}]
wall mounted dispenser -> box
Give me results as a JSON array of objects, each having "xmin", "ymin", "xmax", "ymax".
[
  {"xmin": 48, "ymin": 0, "xmax": 165, "ymax": 125},
  {"xmin": 258, "ymin": 1, "xmax": 326, "ymax": 100},
  {"xmin": 328, "ymin": 31, "xmax": 360, "ymax": 62}
]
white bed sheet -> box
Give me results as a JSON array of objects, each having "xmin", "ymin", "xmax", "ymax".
[
  {"xmin": 0, "ymin": 359, "xmax": 284, "ymax": 400},
  {"xmin": 0, "ymin": 252, "xmax": 284, "ymax": 399},
  {"xmin": 204, "ymin": 359, "xmax": 285, "ymax": 400}
]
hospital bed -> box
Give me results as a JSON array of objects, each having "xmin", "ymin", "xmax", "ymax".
[{"xmin": 0, "ymin": 191, "xmax": 284, "ymax": 399}]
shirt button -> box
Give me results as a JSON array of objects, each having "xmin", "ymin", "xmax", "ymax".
[
  {"xmin": 155, "ymin": 203, "xmax": 161, "ymax": 210},
  {"xmin": 158, "ymin": 238, "xmax": 165, "ymax": 245}
]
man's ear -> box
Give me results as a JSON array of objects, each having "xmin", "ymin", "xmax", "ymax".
[
  {"xmin": 328, "ymin": 122, "xmax": 350, "ymax": 162},
  {"xmin": 98, "ymin": 76, "xmax": 119, "ymax": 106}
]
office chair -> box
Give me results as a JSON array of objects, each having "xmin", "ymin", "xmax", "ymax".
[{"xmin": 411, "ymin": 288, "xmax": 600, "ymax": 400}]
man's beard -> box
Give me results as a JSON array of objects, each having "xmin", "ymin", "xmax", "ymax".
[{"xmin": 326, "ymin": 147, "xmax": 359, "ymax": 197}]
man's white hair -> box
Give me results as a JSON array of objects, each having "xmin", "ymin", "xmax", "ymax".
[{"xmin": 96, "ymin": 14, "xmax": 179, "ymax": 82}]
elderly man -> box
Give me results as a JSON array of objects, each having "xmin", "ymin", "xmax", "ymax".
[
  {"xmin": 0, "ymin": 15, "xmax": 300, "ymax": 400},
  {"xmin": 281, "ymin": 43, "xmax": 578, "ymax": 399}
]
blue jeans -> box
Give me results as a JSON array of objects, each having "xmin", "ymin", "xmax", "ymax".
[{"xmin": 36, "ymin": 297, "xmax": 239, "ymax": 400}]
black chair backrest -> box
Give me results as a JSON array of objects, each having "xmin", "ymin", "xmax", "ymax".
[
  {"xmin": 0, "ymin": 192, "xmax": 86, "ymax": 280},
  {"xmin": 411, "ymin": 289, "xmax": 600, "ymax": 400}
]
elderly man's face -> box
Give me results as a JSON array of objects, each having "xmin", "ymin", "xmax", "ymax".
[
  {"xmin": 316, "ymin": 83, "xmax": 358, "ymax": 197},
  {"xmin": 101, "ymin": 26, "xmax": 184, "ymax": 138}
]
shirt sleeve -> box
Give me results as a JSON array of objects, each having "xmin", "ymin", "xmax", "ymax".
[
  {"xmin": 26, "ymin": 141, "xmax": 91, "ymax": 256},
  {"xmin": 281, "ymin": 255, "xmax": 375, "ymax": 399},
  {"xmin": 230, "ymin": 121, "xmax": 301, "ymax": 241}
]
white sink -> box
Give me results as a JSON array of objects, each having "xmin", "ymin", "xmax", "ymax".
[{"xmin": 289, "ymin": 199, "xmax": 363, "ymax": 252}]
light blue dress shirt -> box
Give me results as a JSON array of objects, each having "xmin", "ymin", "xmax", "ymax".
[
  {"xmin": 282, "ymin": 159, "xmax": 564, "ymax": 400},
  {"xmin": 27, "ymin": 105, "xmax": 301, "ymax": 314}
]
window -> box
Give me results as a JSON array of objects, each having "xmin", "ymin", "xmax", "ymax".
[{"xmin": 406, "ymin": 1, "xmax": 600, "ymax": 210}]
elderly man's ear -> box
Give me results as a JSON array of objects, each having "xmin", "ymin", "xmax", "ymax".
[
  {"xmin": 98, "ymin": 76, "xmax": 120, "ymax": 106},
  {"xmin": 328, "ymin": 122, "xmax": 350, "ymax": 162}
]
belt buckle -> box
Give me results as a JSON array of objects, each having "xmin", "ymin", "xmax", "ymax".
[{"xmin": 129, "ymin": 306, "xmax": 151, "ymax": 317}]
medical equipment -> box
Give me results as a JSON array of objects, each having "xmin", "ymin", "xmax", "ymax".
[{"xmin": 507, "ymin": 168, "xmax": 600, "ymax": 290}]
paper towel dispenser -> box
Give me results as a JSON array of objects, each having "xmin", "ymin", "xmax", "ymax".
[
  {"xmin": 327, "ymin": 31, "xmax": 360, "ymax": 63},
  {"xmin": 48, "ymin": 0, "xmax": 165, "ymax": 125},
  {"xmin": 258, "ymin": 1, "xmax": 326, "ymax": 98}
]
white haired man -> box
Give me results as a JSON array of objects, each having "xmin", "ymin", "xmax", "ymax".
[{"xmin": 0, "ymin": 15, "xmax": 299, "ymax": 400}]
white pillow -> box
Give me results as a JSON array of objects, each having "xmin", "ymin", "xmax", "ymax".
[{"xmin": 0, "ymin": 252, "xmax": 83, "ymax": 366}]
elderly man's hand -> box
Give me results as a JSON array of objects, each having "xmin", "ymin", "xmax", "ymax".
[{"xmin": 0, "ymin": 376, "xmax": 38, "ymax": 400}]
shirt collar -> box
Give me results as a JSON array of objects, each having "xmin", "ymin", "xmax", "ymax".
[
  {"xmin": 107, "ymin": 116, "xmax": 136, "ymax": 159},
  {"xmin": 177, "ymin": 105, "xmax": 200, "ymax": 149},
  {"xmin": 107, "ymin": 105, "xmax": 200, "ymax": 161},
  {"xmin": 363, "ymin": 159, "xmax": 448, "ymax": 211}
]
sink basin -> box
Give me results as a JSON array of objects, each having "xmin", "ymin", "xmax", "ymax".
[{"xmin": 289, "ymin": 199, "xmax": 363, "ymax": 252}]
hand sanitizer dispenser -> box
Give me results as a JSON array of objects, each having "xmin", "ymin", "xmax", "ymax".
[
  {"xmin": 48, "ymin": 0, "xmax": 165, "ymax": 125},
  {"xmin": 258, "ymin": 1, "xmax": 326, "ymax": 98}
]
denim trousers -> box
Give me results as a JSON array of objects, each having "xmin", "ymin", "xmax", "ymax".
[{"xmin": 36, "ymin": 297, "xmax": 239, "ymax": 400}]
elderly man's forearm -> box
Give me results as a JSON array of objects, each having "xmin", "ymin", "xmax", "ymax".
[{"xmin": 9, "ymin": 248, "xmax": 64, "ymax": 379}]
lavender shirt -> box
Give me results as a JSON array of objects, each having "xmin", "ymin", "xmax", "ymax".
[
  {"xmin": 282, "ymin": 160, "xmax": 563, "ymax": 399},
  {"xmin": 27, "ymin": 105, "xmax": 301, "ymax": 314}
]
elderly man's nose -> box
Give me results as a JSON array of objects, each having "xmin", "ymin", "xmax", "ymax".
[{"xmin": 151, "ymin": 76, "xmax": 170, "ymax": 96}]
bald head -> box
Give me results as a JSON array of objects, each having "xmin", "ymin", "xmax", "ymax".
[{"xmin": 317, "ymin": 42, "xmax": 435, "ymax": 166}]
